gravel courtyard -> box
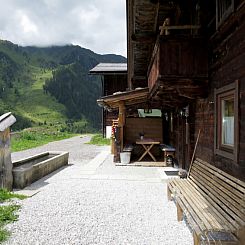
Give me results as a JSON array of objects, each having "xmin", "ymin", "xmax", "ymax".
[{"xmin": 4, "ymin": 135, "xmax": 193, "ymax": 245}]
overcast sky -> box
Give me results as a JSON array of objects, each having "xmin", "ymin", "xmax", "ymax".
[{"xmin": 0, "ymin": 0, "xmax": 127, "ymax": 57}]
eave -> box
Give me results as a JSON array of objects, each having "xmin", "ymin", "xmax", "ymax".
[{"xmin": 97, "ymin": 88, "xmax": 149, "ymax": 110}]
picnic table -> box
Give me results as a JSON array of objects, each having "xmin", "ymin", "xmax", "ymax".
[{"xmin": 136, "ymin": 138, "xmax": 160, "ymax": 162}]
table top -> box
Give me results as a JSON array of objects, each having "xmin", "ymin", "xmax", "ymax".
[{"xmin": 136, "ymin": 138, "xmax": 160, "ymax": 145}]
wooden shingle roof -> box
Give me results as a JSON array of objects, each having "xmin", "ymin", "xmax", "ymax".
[{"xmin": 89, "ymin": 63, "xmax": 127, "ymax": 75}]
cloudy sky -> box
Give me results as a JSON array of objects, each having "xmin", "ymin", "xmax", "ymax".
[{"xmin": 0, "ymin": 0, "xmax": 127, "ymax": 57}]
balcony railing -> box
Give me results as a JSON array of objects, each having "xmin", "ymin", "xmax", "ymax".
[{"xmin": 148, "ymin": 36, "xmax": 208, "ymax": 92}]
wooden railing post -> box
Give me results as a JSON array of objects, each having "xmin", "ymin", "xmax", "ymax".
[
  {"xmin": 0, "ymin": 112, "xmax": 16, "ymax": 190},
  {"xmin": 118, "ymin": 101, "xmax": 126, "ymax": 151}
]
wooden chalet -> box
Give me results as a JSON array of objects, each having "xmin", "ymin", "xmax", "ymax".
[
  {"xmin": 97, "ymin": 0, "xmax": 245, "ymax": 180},
  {"xmin": 90, "ymin": 63, "xmax": 127, "ymax": 138}
]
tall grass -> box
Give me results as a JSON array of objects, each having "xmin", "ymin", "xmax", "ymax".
[{"xmin": 11, "ymin": 128, "xmax": 77, "ymax": 152}]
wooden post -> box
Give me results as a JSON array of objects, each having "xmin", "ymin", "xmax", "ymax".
[
  {"xmin": 0, "ymin": 112, "xmax": 16, "ymax": 190},
  {"xmin": 0, "ymin": 128, "xmax": 13, "ymax": 190},
  {"xmin": 111, "ymin": 119, "xmax": 118, "ymax": 154},
  {"xmin": 188, "ymin": 129, "xmax": 201, "ymax": 178},
  {"xmin": 237, "ymin": 227, "xmax": 245, "ymax": 245},
  {"xmin": 118, "ymin": 102, "xmax": 126, "ymax": 151},
  {"xmin": 193, "ymin": 232, "xmax": 200, "ymax": 245},
  {"xmin": 176, "ymin": 202, "xmax": 183, "ymax": 221},
  {"xmin": 167, "ymin": 186, "xmax": 172, "ymax": 201}
]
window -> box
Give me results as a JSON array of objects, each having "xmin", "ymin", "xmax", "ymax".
[
  {"xmin": 214, "ymin": 81, "xmax": 239, "ymax": 161},
  {"xmin": 216, "ymin": 0, "xmax": 234, "ymax": 28},
  {"xmin": 221, "ymin": 97, "xmax": 234, "ymax": 146},
  {"xmin": 138, "ymin": 109, "xmax": 162, "ymax": 118}
]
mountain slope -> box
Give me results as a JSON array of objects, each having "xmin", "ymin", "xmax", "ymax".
[{"xmin": 0, "ymin": 40, "xmax": 126, "ymax": 131}]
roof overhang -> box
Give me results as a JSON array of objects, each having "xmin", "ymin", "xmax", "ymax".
[
  {"xmin": 89, "ymin": 63, "xmax": 127, "ymax": 75},
  {"xmin": 97, "ymin": 88, "xmax": 149, "ymax": 110},
  {"xmin": 127, "ymin": 0, "xmax": 173, "ymax": 87}
]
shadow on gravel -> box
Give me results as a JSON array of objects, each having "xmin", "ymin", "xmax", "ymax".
[{"xmin": 14, "ymin": 165, "xmax": 71, "ymax": 192}]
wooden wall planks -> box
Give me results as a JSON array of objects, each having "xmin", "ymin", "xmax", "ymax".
[{"xmin": 124, "ymin": 118, "xmax": 163, "ymax": 143}]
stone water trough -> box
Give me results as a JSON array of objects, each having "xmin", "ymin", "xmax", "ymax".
[{"xmin": 12, "ymin": 151, "xmax": 69, "ymax": 189}]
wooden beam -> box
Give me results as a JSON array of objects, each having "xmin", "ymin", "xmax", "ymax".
[
  {"xmin": 131, "ymin": 32, "xmax": 156, "ymax": 42},
  {"xmin": 149, "ymin": 0, "xmax": 158, "ymax": 4},
  {"xmin": 160, "ymin": 18, "xmax": 171, "ymax": 35},
  {"xmin": 159, "ymin": 25, "xmax": 201, "ymax": 35},
  {"xmin": 176, "ymin": 88, "xmax": 199, "ymax": 99},
  {"xmin": 153, "ymin": 1, "xmax": 160, "ymax": 32}
]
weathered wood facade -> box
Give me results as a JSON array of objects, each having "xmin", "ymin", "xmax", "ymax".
[
  {"xmin": 125, "ymin": 0, "xmax": 245, "ymax": 179},
  {"xmin": 195, "ymin": 2, "xmax": 245, "ymax": 179}
]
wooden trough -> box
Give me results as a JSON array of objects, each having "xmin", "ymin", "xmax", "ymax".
[{"xmin": 12, "ymin": 151, "xmax": 69, "ymax": 189}]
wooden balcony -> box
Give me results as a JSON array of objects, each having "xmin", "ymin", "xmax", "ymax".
[{"xmin": 148, "ymin": 36, "xmax": 208, "ymax": 106}]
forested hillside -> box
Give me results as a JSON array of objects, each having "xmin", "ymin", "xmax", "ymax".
[{"xmin": 0, "ymin": 40, "xmax": 126, "ymax": 132}]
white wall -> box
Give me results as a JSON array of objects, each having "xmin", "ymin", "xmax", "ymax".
[{"xmin": 106, "ymin": 126, "xmax": 112, "ymax": 139}]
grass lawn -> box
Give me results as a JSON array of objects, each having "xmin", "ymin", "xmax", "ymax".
[
  {"xmin": 0, "ymin": 189, "xmax": 27, "ymax": 243},
  {"xmin": 15, "ymin": 67, "xmax": 68, "ymax": 126},
  {"xmin": 11, "ymin": 127, "xmax": 77, "ymax": 152},
  {"xmin": 87, "ymin": 134, "xmax": 110, "ymax": 146}
]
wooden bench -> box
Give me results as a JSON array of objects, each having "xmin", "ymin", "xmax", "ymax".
[
  {"xmin": 160, "ymin": 144, "xmax": 176, "ymax": 164},
  {"xmin": 167, "ymin": 158, "xmax": 245, "ymax": 245},
  {"xmin": 123, "ymin": 144, "xmax": 134, "ymax": 153}
]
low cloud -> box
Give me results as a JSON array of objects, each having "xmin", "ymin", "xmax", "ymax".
[{"xmin": 0, "ymin": 0, "xmax": 126, "ymax": 56}]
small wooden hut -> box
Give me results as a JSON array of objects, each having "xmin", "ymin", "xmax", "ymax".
[{"xmin": 90, "ymin": 63, "xmax": 127, "ymax": 138}]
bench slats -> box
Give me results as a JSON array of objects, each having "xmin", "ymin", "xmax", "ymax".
[
  {"xmin": 195, "ymin": 159, "xmax": 245, "ymax": 198},
  {"xmin": 186, "ymin": 178, "xmax": 239, "ymax": 232},
  {"xmin": 172, "ymin": 179, "xmax": 231, "ymax": 231},
  {"xmin": 180, "ymin": 179, "xmax": 232, "ymax": 231},
  {"xmin": 176, "ymin": 195, "xmax": 203, "ymax": 236},
  {"xmin": 168, "ymin": 180, "xmax": 205, "ymax": 233},
  {"xmin": 168, "ymin": 158, "xmax": 245, "ymax": 245},
  {"xmin": 179, "ymin": 184, "xmax": 222, "ymax": 231},
  {"xmin": 190, "ymin": 167, "xmax": 245, "ymax": 225},
  {"xmin": 189, "ymin": 174, "xmax": 241, "ymax": 231},
  {"xmin": 194, "ymin": 161, "xmax": 245, "ymax": 206},
  {"xmin": 190, "ymin": 170, "xmax": 245, "ymax": 228},
  {"xmin": 196, "ymin": 158, "xmax": 245, "ymax": 190},
  {"xmin": 192, "ymin": 164, "xmax": 245, "ymax": 217}
]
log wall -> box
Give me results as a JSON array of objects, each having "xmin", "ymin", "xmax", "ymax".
[
  {"xmin": 104, "ymin": 75, "xmax": 127, "ymax": 96},
  {"xmin": 194, "ymin": 15, "xmax": 245, "ymax": 180},
  {"xmin": 148, "ymin": 37, "xmax": 208, "ymax": 90}
]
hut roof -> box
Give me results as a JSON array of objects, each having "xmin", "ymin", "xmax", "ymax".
[{"xmin": 89, "ymin": 63, "xmax": 127, "ymax": 75}]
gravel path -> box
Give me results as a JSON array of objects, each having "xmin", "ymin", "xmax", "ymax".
[
  {"xmin": 4, "ymin": 136, "xmax": 193, "ymax": 245},
  {"xmin": 11, "ymin": 135, "xmax": 108, "ymax": 165}
]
